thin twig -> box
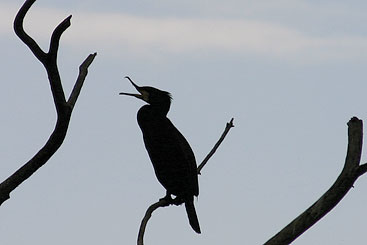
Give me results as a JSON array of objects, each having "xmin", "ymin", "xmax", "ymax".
[
  {"xmin": 197, "ymin": 118, "xmax": 234, "ymax": 174},
  {"xmin": 68, "ymin": 52, "xmax": 97, "ymax": 108},
  {"xmin": 137, "ymin": 118, "xmax": 235, "ymax": 245}
]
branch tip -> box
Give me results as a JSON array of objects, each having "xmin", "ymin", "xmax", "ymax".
[
  {"xmin": 14, "ymin": 0, "xmax": 46, "ymax": 61},
  {"xmin": 227, "ymin": 117, "xmax": 235, "ymax": 127},
  {"xmin": 68, "ymin": 52, "xmax": 97, "ymax": 107},
  {"xmin": 347, "ymin": 116, "xmax": 362, "ymax": 127},
  {"xmin": 81, "ymin": 52, "xmax": 97, "ymax": 69}
]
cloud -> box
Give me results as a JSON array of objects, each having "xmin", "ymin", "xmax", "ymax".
[
  {"xmin": 61, "ymin": 12, "xmax": 367, "ymax": 63},
  {"xmin": 1, "ymin": 2, "xmax": 366, "ymax": 63}
]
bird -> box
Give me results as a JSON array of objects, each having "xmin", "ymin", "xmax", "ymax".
[{"xmin": 120, "ymin": 76, "xmax": 201, "ymax": 234}]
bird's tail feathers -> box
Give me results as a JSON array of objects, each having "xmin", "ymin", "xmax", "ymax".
[{"xmin": 185, "ymin": 200, "xmax": 201, "ymax": 234}]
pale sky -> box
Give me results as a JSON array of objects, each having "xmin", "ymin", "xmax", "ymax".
[{"xmin": 1, "ymin": 1, "xmax": 367, "ymax": 244}]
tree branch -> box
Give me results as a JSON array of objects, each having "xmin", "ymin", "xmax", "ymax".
[
  {"xmin": 48, "ymin": 15, "xmax": 72, "ymax": 59},
  {"xmin": 68, "ymin": 52, "xmax": 97, "ymax": 108},
  {"xmin": 197, "ymin": 118, "xmax": 234, "ymax": 174},
  {"xmin": 137, "ymin": 199, "xmax": 171, "ymax": 245},
  {"xmin": 264, "ymin": 117, "xmax": 365, "ymax": 245},
  {"xmin": 137, "ymin": 118, "xmax": 235, "ymax": 245},
  {"xmin": 13, "ymin": 0, "xmax": 46, "ymax": 62},
  {"xmin": 15, "ymin": 0, "xmax": 70, "ymax": 113},
  {"xmin": 357, "ymin": 163, "xmax": 367, "ymax": 177},
  {"xmin": 0, "ymin": 0, "xmax": 96, "ymax": 206}
]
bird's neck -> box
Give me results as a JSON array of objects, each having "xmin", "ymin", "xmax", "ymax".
[
  {"xmin": 150, "ymin": 103, "xmax": 170, "ymax": 116},
  {"xmin": 138, "ymin": 103, "xmax": 170, "ymax": 119}
]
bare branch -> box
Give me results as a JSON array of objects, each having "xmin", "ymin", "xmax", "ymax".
[
  {"xmin": 48, "ymin": 15, "xmax": 72, "ymax": 59},
  {"xmin": 68, "ymin": 52, "xmax": 97, "ymax": 108},
  {"xmin": 0, "ymin": 116, "xmax": 70, "ymax": 205},
  {"xmin": 357, "ymin": 163, "xmax": 367, "ymax": 177},
  {"xmin": 344, "ymin": 117, "xmax": 363, "ymax": 170},
  {"xmin": 137, "ymin": 199, "xmax": 170, "ymax": 245},
  {"xmin": 14, "ymin": 0, "xmax": 46, "ymax": 62},
  {"xmin": 14, "ymin": 0, "xmax": 71, "ymax": 112},
  {"xmin": 197, "ymin": 118, "xmax": 234, "ymax": 174},
  {"xmin": 137, "ymin": 118, "xmax": 234, "ymax": 245},
  {"xmin": 264, "ymin": 117, "xmax": 364, "ymax": 245},
  {"xmin": 0, "ymin": 0, "xmax": 96, "ymax": 206},
  {"xmin": 44, "ymin": 15, "xmax": 74, "ymax": 112}
]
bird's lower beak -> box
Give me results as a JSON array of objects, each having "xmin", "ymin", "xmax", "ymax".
[
  {"xmin": 119, "ymin": 92, "xmax": 144, "ymax": 100},
  {"xmin": 119, "ymin": 76, "xmax": 147, "ymax": 101}
]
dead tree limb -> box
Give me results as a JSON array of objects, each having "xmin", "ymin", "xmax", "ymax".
[
  {"xmin": 0, "ymin": 0, "xmax": 97, "ymax": 206},
  {"xmin": 137, "ymin": 118, "xmax": 234, "ymax": 245},
  {"xmin": 197, "ymin": 118, "xmax": 234, "ymax": 174},
  {"xmin": 264, "ymin": 116, "xmax": 367, "ymax": 245}
]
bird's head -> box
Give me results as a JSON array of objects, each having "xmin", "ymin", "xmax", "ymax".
[{"xmin": 119, "ymin": 76, "xmax": 172, "ymax": 107}]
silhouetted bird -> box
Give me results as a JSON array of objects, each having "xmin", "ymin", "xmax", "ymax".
[{"xmin": 120, "ymin": 76, "xmax": 201, "ymax": 234}]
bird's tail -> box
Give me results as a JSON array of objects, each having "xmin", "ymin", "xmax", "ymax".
[{"xmin": 185, "ymin": 199, "xmax": 201, "ymax": 234}]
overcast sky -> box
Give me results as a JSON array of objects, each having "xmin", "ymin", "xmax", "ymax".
[{"xmin": 1, "ymin": 0, "xmax": 367, "ymax": 244}]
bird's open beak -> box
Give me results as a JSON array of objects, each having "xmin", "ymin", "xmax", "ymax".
[{"xmin": 119, "ymin": 76, "xmax": 146, "ymax": 100}]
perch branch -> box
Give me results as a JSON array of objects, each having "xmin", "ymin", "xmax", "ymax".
[
  {"xmin": 0, "ymin": 0, "xmax": 96, "ymax": 206},
  {"xmin": 264, "ymin": 116, "xmax": 365, "ymax": 245},
  {"xmin": 137, "ymin": 199, "xmax": 170, "ymax": 245},
  {"xmin": 137, "ymin": 118, "xmax": 235, "ymax": 245}
]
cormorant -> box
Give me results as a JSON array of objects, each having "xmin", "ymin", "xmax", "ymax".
[{"xmin": 120, "ymin": 76, "xmax": 201, "ymax": 234}]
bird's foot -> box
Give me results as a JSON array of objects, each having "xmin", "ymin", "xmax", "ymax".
[
  {"xmin": 171, "ymin": 196, "xmax": 184, "ymax": 206},
  {"xmin": 159, "ymin": 193, "xmax": 173, "ymax": 202},
  {"xmin": 159, "ymin": 193, "xmax": 184, "ymax": 206}
]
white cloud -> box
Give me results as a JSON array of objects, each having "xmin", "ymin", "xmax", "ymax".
[
  {"xmin": 64, "ymin": 12, "xmax": 367, "ymax": 63},
  {"xmin": 1, "ymin": 2, "xmax": 366, "ymax": 63}
]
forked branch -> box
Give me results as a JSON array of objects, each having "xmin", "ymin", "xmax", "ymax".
[
  {"xmin": 137, "ymin": 118, "xmax": 234, "ymax": 245},
  {"xmin": 0, "ymin": 0, "xmax": 96, "ymax": 206}
]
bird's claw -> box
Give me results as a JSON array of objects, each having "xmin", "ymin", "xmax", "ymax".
[
  {"xmin": 171, "ymin": 197, "xmax": 184, "ymax": 206},
  {"xmin": 159, "ymin": 194, "xmax": 184, "ymax": 206}
]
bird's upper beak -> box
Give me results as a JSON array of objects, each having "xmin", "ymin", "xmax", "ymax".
[{"xmin": 119, "ymin": 76, "xmax": 148, "ymax": 101}]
